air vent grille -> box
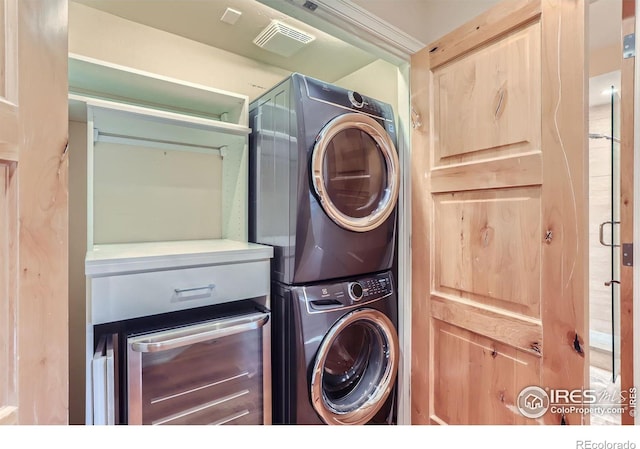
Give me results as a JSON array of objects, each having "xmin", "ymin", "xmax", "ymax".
[{"xmin": 253, "ymin": 20, "xmax": 315, "ymax": 57}]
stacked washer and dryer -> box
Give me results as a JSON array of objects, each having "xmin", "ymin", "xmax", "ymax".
[{"xmin": 249, "ymin": 73, "xmax": 400, "ymax": 425}]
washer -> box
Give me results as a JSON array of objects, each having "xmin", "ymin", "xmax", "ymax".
[
  {"xmin": 271, "ymin": 270, "xmax": 399, "ymax": 425},
  {"xmin": 249, "ymin": 73, "xmax": 400, "ymax": 284}
]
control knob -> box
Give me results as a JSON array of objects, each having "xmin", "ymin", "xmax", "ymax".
[
  {"xmin": 348, "ymin": 282, "xmax": 364, "ymax": 301},
  {"xmin": 348, "ymin": 91, "xmax": 364, "ymax": 108}
]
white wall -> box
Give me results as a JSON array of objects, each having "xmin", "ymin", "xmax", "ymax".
[
  {"xmin": 70, "ymin": 2, "xmax": 399, "ymax": 108},
  {"xmin": 69, "ymin": 2, "xmax": 290, "ymax": 102},
  {"xmin": 589, "ymin": 102, "xmax": 621, "ymax": 374},
  {"xmin": 591, "ymin": 43, "xmax": 623, "ymax": 78},
  {"xmin": 350, "ymin": 0, "xmax": 499, "ymax": 45},
  {"xmin": 334, "ymin": 59, "xmax": 399, "ymax": 121},
  {"xmin": 93, "ymin": 142, "xmax": 224, "ymax": 244}
]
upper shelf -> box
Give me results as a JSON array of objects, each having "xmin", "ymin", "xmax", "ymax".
[
  {"xmin": 70, "ymin": 94, "xmax": 250, "ymax": 151},
  {"xmin": 68, "ymin": 53, "xmax": 249, "ymax": 125}
]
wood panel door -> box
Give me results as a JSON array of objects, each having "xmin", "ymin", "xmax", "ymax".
[
  {"xmin": 0, "ymin": 0, "xmax": 68, "ymax": 424},
  {"xmin": 0, "ymin": 0, "xmax": 18, "ymax": 424},
  {"xmin": 411, "ymin": 0, "xmax": 588, "ymax": 425}
]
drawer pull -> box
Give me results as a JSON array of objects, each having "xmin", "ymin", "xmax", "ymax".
[
  {"xmin": 174, "ymin": 284, "xmax": 215, "ymax": 294},
  {"xmin": 130, "ymin": 311, "xmax": 269, "ymax": 353}
]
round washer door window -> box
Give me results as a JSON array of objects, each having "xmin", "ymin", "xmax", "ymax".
[
  {"xmin": 311, "ymin": 113, "xmax": 400, "ymax": 232},
  {"xmin": 310, "ymin": 308, "xmax": 399, "ymax": 425}
]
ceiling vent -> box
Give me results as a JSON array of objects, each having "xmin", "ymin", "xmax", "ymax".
[{"xmin": 253, "ymin": 20, "xmax": 315, "ymax": 57}]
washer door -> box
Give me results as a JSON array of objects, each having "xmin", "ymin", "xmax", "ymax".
[
  {"xmin": 310, "ymin": 308, "xmax": 399, "ymax": 425},
  {"xmin": 311, "ymin": 113, "xmax": 400, "ymax": 232}
]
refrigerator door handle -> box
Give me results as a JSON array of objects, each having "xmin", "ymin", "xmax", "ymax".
[{"xmin": 129, "ymin": 311, "xmax": 269, "ymax": 353}]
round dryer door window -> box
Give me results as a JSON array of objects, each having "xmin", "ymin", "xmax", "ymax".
[
  {"xmin": 311, "ymin": 113, "xmax": 400, "ymax": 232},
  {"xmin": 310, "ymin": 308, "xmax": 399, "ymax": 425}
]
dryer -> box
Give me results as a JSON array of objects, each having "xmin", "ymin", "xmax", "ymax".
[
  {"xmin": 271, "ymin": 270, "xmax": 399, "ymax": 425},
  {"xmin": 249, "ymin": 73, "xmax": 400, "ymax": 285}
]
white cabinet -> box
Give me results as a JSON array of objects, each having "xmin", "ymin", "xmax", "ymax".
[
  {"xmin": 69, "ymin": 53, "xmax": 253, "ymax": 245},
  {"xmin": 70, "ymin": 54, "xmax": 273, "ymax": 424},
  {"xmin": 86, "ymin": 240, "xmax": 272, "ymax": 324}
]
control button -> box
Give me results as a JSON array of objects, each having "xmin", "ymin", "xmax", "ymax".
[
  {"xmin": 348, "ymin": 91, "xmax": 364, "ymax": 108},
  {"xmin": 348, "ymin": 282, "xmax": 364, "ymax": 301}
]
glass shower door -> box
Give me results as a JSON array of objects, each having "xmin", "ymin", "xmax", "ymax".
[
  {"xmin": 588, "ymin": 80, "xmax": 622, "ymax": 425},
  {"xmin": 610, "ymin": 88, "xmax": 621, "ymax": 384},
  {"xmin": 595, "ymin": 86, "xmax": 621, "ymax": 382}
]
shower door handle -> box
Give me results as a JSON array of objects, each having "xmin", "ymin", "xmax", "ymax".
[{"xmin": 599, "ymin": 220, "xmax": 620, "ymax": 247}]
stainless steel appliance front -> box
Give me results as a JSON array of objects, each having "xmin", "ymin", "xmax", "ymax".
[
  {"xmin": 249, "ymin": 73, "xmax": 399, "ymax": 285},
  {"xmin": 96, "ymin": 307, "xmax": 273, "ymax": 425},
  {"xmin": 271, "ymin": 271, "xmax": 398, "ymax": 424},
  {"xmin": 125, "ymin": 310, "xmax": 271, "ymax": 425}
]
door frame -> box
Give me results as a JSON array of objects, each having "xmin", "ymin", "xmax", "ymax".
[
  {"xmin": 620, "ymin": 0, "xmax": 636, "ymax": 426},
  {"xmin": 0, "ymin": 0, "xmax": 68, "ymax": 424},
  {"xmin": 260, "ymin": 0, "xmax": 640, "ymax": 425},
  {"xmin": 633, "ymin": 0, "xmax": 640, "ymax": 423}
]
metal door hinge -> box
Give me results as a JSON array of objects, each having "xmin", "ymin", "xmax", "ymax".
[
  {"xmin": 623, "ymin": 243, "xmax": 633, "ymax": 267},
  {"xmin": 624, "ymin": 33, "xmax": 635, "ymax": 59}
]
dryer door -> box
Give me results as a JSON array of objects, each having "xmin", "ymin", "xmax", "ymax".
[
  {"xmin": 310, "ymin": 308, "xmax": 399, "ymax": 425},
  {"xmin": 311, "ymin": 113, "xmax": 400, "ymax": 232}
]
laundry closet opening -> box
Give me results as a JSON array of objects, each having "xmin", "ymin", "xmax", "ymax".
[{"xmin": 67, "ymin": 0, "xmax": 409, "ymax": 425}]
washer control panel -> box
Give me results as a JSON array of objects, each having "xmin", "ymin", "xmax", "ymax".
[
  {"xmin": 304, "ymin": 272, "xmax": 394, "ymax": 312},
  {"xmin": 348, "ymin": 282, "xmax": 364, "ymax": 301},
  {"xmin": 361, "ymin": 276, "xmax": 391, "ymax": 299}
]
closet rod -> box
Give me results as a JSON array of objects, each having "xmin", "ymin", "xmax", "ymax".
[{"xmin": 95, "ymin": 131, "xmax": 225, "ymax": 154}]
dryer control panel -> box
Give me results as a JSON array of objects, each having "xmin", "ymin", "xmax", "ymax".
[
  {"xmin": 302, "ymin": 75, "xmax": 394, "ymax": 122},
  {"xmin": 303, "ymin": 272, "xmax": 394, "ymax": 313}
]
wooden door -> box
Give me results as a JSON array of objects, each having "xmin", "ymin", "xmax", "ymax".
[
  {"xmin": 619, "ymin": 0, "xmax": 635, "ymax": 426},
  {"xmin": 0, "ymin": 0, "xmax": 68, "ymax": 424},
  {"xmin": 411, "ymin": 0, "xmax": 588, "ymax": 424}
]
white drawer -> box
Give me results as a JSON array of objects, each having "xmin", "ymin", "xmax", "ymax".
[{"xmin": 90, "ymin": 260, "xmax": 270, "ymax": 324}]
